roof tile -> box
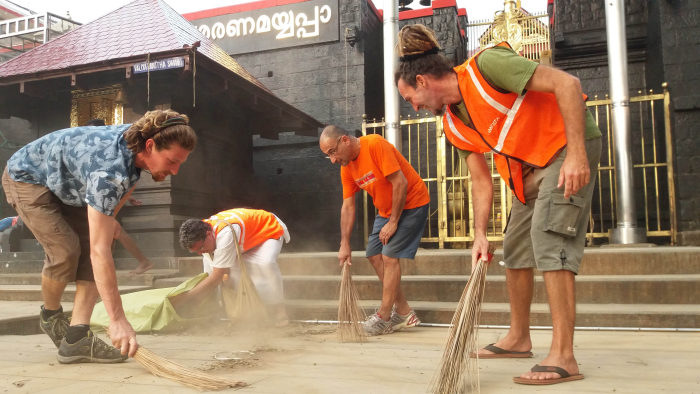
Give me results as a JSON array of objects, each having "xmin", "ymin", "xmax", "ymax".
[{"xmin": 0, "ymin": 0, "xmax": 269, "ymax": 93}]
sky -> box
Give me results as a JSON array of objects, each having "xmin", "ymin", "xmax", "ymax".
[{"xmin": 8, "ymin": 0, "xmax": 547, "ymax": 24}]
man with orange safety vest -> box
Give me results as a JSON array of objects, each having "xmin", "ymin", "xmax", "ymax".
[
  {"xmin": 177, "ymin": 208, "xmax": 290, "ymax": 326},
  {"xmin": 395, "ymin": 24, "xmax": 601, "ymax": 385}
]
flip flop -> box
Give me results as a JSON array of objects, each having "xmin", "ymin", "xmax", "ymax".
[
  {"xmin": 513, "ymin": 364, "xmax": 584, "ymax": 385},
  {"xmin": 470, "ymin": 343, "xmax": 533, "ymax": 359}
]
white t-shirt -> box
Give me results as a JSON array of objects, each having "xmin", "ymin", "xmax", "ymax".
[
  {"xmin": 201, "ymin": 218, "xmax": 290, "ymax": 274},
  {"xmin": 202, "ymin": 224, "xmax": 240, "ymax": 274}
]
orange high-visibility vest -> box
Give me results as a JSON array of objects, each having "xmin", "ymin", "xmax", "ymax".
[
  {"xmin": 203, "ymin": 208, "xmax": 284, "ymax": 252},
  {"xmin": 442, "ymin": 42, "xmax": 578, "ymax": 203}
]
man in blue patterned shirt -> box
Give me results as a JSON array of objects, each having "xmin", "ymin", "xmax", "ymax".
[{"xmin": 2, "ymin": 110, "xmax": 196, "ymax": 364}]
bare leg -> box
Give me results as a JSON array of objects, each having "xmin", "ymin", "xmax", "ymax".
[
  {"xmin": 519, "ymin": 269, "xmax": 579, "ymax": 380},
  {"xmin": 42, "ymin": 275, "xmax": 67, "ymax": 311},
  {"xmin": 367, "ymin": 255, "xmax": 410, "ymax": 315},
  {"xmin": 367, "ymin": 254, "xmax": 410, "ymax": 318},
  {"xmin": 69, "ymin": 280, "xmax": 99, "ymax": 326},
  {"xmin": 479, "ymin": 267, "xmax": 534, "ymax": 355},
  {"xmin": 118, "ymin": 230, "xmax": 153, "ymax": 274}
]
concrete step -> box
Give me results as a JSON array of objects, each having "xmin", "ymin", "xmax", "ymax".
[
  {"xmin": 0, "ymin": 260, "xmax": 44, "ymax": 273},
  {"xmin": 286, "ymin": 300, "xmax": 700, "ymax": 328},
  {"xmin": 4, "ymin": 247, "xmax": 699, "ymax": 276},
  {"xmin": 112, "ymin": 257, "xmax": 177, "ymax": 272},
  {"xmin": 177, "ymin": 256, "xmax": 205, "ymax": 276},
  {"xmin": 2, "ymin": 248, "xmax": 695, "ymax": 331},
  {"xmin": 154, "ymin": 271, "xmax": 700, "ymax": 321},
  {"xmin": 0, "ymin": 251, "xmax": 46, "ymax": 262},
  {"xmin": 0, "ymin": 284, "xmax": 151, "ymax": 302},
  {"xmin": 0, "ymin": 301, "xmax": 73, "ymax": 335},
  {"xmin": 280, "ymin": 274, "xmax": 700, "ymax": 304},
  {"xmin": 0, "ymin": 256, "xmax": 177, "ymax": 274},
  {"xmin": 17, "ymin": 238, "xmax": 42, "ymax": 252},
  {"xmin": 270, "ymin": 247, "xmax": 700, "ymax": 276},
  {"xmin": 153, "ymin": 275, "xmax": 195, "ymax": 288},
  {"xmin": 0, "ymin": 269, "xmax": 181, "ymax": 286}
]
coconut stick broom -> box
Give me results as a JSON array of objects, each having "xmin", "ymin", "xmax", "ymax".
[
  {"xmin": 221, "ymin": 228, "xmax": 268, "ymax": 324},
  {"xmin": 431, "ymin": 249, "xmax": 493, "ymax": 394},
  {"xmin": 133, "ymin": 346, "xmax": 246, "ymax": 391},
  {"xmin": 337, "ymin": 259, "xmax": 366, "ymax": 342}
]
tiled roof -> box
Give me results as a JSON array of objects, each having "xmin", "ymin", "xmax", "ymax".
[{"xmin": 0, "ymin": 0, "xmax": 270, "ymax": 93}]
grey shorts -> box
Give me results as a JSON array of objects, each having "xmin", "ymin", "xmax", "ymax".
[
  {"xmin": 366, "ymin": 204, "xmax": 428, "ymax": 259},
  {"xmin": 503, "ymin": 137, "xmax": 602, "ymax": 274},
  {"xmin": 2, "ymin": 169, "xmax": 93, "ymax": 282}
]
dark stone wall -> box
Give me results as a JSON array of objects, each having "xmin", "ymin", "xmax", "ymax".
[
  {"xmin": 652, "ymin": 0, "xmax": 700, "ymax": 239},
  {"xmin": 121, "ymin": 72, "xmax": 265, "ymax": 256},
  {"xmin": 244, "ymin": 0, "xmax": 384, "ymax": 251},
  {"xmin": 0, "ymin": 90, "xmax": 71, "ymax": 218},
  {"xmin": 232, "ymin": 0, "xmax": 378, "ymax": 131},
  {"xmin": 552, "ymin": 0, "xmax": 648, "ymax": 92},
  {"xmin": 0, "ymin": 69, "xmax": 274, "ymax": 256},
  {"xmin": 249, "ymin": 2, "xmax": 468, "ymax": 251},
  {"xmin": 252, "ymin": 134, "xmax": 342, "ymax": 251},
  {"xmin": 552, "ymin": 0, "xmax": 700, "ymax": 242}
]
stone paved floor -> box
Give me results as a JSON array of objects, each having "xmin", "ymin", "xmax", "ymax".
[{"xmin": 0, "ymin": 324, "xmax": 698, "ymax": 393}]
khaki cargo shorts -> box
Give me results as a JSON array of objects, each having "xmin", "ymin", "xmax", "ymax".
[
  {"xmin": 2, "ymin": 169, "xmax": 93, "ymax": 282},
  {"xmin": 503, "ymin": 137, "xmax": 602, "ymax": 274}
]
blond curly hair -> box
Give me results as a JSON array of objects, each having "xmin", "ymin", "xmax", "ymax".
[{"xmin": 124, "ymin": 109, "xmax": 197, "ymax": 154}]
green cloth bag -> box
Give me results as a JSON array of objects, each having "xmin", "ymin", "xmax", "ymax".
[{"xmin": 90, "ymin": 273, "xmax": 214, "ymax": 333}]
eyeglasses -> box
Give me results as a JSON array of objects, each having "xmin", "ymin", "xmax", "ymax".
[
  {"xmin": 189, "ymin": 234, "xmax": 210, "ymax": 255},
  {"xmin": 190, "ymin": 239, "xmax": 206, "ymax": 255},
  {"xmin": 325, "ymin": 136, "xmax": 343, "ymax": 158}
]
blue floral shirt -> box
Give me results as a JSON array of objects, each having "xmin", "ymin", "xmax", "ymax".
[{"xmin": 6, "ymin": 125, "xmax": 141, "ymax": 216}]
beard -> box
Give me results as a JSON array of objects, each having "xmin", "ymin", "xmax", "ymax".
[{"xmin": 147, "ymin": 171, "xmax": 168, "ymax": 182}]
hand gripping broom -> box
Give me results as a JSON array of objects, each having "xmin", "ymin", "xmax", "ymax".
[
  {"xmin": 221, "ymin": 225, "xmax": 269, "ymax": 325},
  {"xmin": 431, "ymin": 248, "xmax": 493, "ymax": 394},
  {"xmin": 337, "ymin": 259, "xmax": 366, "ymax": 342}
]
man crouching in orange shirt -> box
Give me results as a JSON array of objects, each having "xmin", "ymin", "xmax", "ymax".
[{"xmin": 320, "ymin": 125, "xmax": 430, "ymax": 336}]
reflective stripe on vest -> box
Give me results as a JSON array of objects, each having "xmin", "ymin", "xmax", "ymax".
[
  {"xmin": 465, "ymin": 63, "xmax": 510, "ymax": 115},
  {"xmin": 441, "ymin": 42, "xmax": 580, "ymax": 203},
  {"xmin": 444, "ymin": 110, "xmax": 482, "ymax": 150},
  {"xmin": 204, "ymin": 209, "xmax": 283, "ymax": 252}
]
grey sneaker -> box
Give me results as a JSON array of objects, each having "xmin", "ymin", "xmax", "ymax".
[
  {"xmin": 39, "ymin": 309, "xmax": 70, "ymax": 348},
  {"xmin": 362, "ymin": 313, "xmax": 393, "ymax": 336},
  {"xmin": 390, "ymin": 309, "xmax": 421, "ymax": 331},
  {"xmin": 57, "ymin": 330, "xmax": 127, "ymax": 364}
]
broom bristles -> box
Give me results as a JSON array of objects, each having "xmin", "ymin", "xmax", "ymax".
[
  {"xmin": 221, "ymin": 234, "xmax": 269, "ymax": 324},
  {"xmin": 337, "ymin": 261, "xmax": 366, "ymax": 342},
  {"xmin": 222, "ymin": 270, "xmax": 268, "ymax": 323},
  {"xmin": 430, "ymin": 257, "xmax": 489, "ymax": 394},
  {"xmin": 134, "ymin": 346, "xmax": 247, "ymax": 391}
]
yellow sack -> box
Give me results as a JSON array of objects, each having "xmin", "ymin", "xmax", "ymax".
[{"xmin": 90, "ymin": 273, "xmax": 214, "ymax": 333}]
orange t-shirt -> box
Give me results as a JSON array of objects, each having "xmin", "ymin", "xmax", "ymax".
[{"xmin": 341, "ymin": 134, "xmax": 429, "ymax": 218}]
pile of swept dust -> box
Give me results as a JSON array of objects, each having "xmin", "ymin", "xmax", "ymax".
[{"xmin": 181, "ymin": 322, "xmax": 337, "ymax": 372}]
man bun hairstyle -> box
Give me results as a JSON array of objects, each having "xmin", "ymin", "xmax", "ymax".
[
  {"xmin": 179, "ymin": 219, "xmax": 212, "ymax": 250},
  {"xmin": 394, "ymin": 24, "xmax": 455, "ymax": 88},
  {"xmin": 125, "ymin": 109, "xmax": 197, "ymax": 154}
]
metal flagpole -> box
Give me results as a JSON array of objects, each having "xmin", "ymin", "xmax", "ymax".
[{"xmin": 605, "ymin": 0, "xmax": 646, "ymax": 244}]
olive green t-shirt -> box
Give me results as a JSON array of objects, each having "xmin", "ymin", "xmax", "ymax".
[{"xmin": 453, "ymin": 46, "xmax": 601, "ymax": 160}]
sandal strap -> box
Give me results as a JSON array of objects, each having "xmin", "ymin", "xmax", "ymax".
[
  {"xmin": 483, "ymin": 343, "xmax": 532, "ymax": 355},
  {"xmin": 530, "ymin": 364, "xmax": 571, "ymax": 378}
]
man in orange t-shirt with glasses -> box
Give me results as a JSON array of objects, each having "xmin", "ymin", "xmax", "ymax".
[{"xmin": 320, "ymin": 125, "xmax": 430, "ymax": 336}]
